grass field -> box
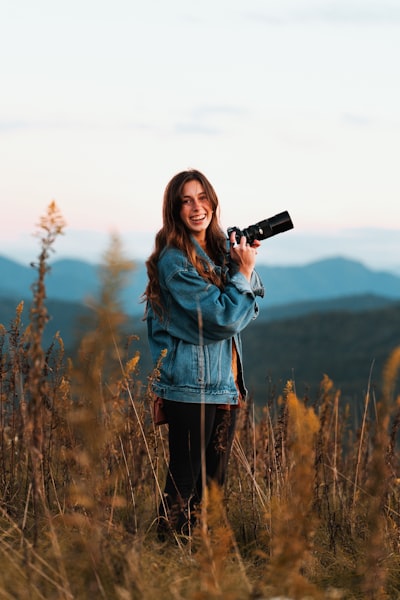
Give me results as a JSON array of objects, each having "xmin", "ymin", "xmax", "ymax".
[{"xmin": 1, "ymin": 203, "xmax": 400, "ymax": 599}]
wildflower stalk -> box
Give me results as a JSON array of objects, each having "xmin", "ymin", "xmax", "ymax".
[{"xmin": 20, "ymin": 201, "xmax": 65, "ymax": 538}]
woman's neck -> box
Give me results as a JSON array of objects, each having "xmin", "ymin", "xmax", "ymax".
[{"xmin": 192, "ymin": 233, "xmax": 207, "ymax": 251}]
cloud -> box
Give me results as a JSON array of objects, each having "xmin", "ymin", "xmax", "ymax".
[
  {"xmin": 0, "ymin": 118, "xmax": 159, "ymax": 135},
  {"xmin": 0, "ymin": 121, "xmax": 31, "ymax": 133},
  {"xmin": 0, "ymin": 119, "xmax": 81, "ymax": 134},
  {"xmin": 174, "ymin": 105, "xmax": 246, "ymax": 136},
  {"xmin": 341, "ymin": 113, "xmax": 374, "ymax": 127},
  {"xmin": 174, "ymin": 122, "xmax": 222, "ymax": 136},
  {"xmin": 243, "ymin": 0, "xmax": 400, "ymax": 25}
]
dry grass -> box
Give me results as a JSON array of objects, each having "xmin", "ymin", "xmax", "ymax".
[{"xmin": 1, "ymin": 203, "xmax": 400, "ymax": 599}]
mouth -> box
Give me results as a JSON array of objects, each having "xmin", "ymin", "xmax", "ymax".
[{"xmin": 190, "ymin": 214, "xmax": 207, "ymax": 224}]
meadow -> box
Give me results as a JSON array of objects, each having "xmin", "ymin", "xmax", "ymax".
[{"xmin": 1, "ymin": 202, "xmax": 400, "ymax": 599}]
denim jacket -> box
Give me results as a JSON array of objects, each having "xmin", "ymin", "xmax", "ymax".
[{"xmin": 146, "ymin": 239, "xmax": 264, "ymax": 405}]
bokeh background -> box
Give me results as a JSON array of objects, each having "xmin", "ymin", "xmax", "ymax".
[{"xmin": 1, "ymin": 0, "xmax": 399, "ymax": 270}]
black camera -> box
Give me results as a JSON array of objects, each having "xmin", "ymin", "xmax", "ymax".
[{"xmin": 227, "ymin": 210, "xmax": 294, "ymax": 245}]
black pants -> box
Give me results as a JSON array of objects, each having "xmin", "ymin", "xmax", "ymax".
[{"xmin": 159, "ymin": 400, "xmax": 237, "ymax": 534}]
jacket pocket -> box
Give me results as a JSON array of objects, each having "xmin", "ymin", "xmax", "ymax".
[{"xmin": 164, "ymin": 339, "xmax": 199, "ymax": 387}]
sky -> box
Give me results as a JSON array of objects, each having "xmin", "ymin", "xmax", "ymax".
[{"xmin": 1, "ymin": 0, "xmax": 399, "ymax": 272}]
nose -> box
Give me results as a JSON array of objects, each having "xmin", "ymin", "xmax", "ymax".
[{"xmin": 192, "ymin": 198, "xmax": 202, "ymax": 209}]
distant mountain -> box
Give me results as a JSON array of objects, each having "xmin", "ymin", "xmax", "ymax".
[
  {"xmin": 257, "ymin": 257, "xmax": 400, "ymax": 307},
  {"xmin": 1, "ymin": 254, "xmax": 400, "ymax": 316},
  {"xmin": 0, "ymin": 257, "xmax": 101, "ymax": 303},
  {"xmin": 1, "ymin": 294, "xmax": 398, "ymax": 409},
  {"xmin": 1, "ymin": 292, "xmax": 396, "ymax": 353},
  {"xmin": 0, "ymin": 296, "xmax": 93, "ymax": 350},
  {"xmin": 242, "ymin": 301, "xmax": 400, "ymax": 409},
  {"xmin": 262, "ymin": 293, "xmax": 399, "ymax": 322}
]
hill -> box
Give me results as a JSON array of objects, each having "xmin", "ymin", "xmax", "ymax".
[
  {"xmin": 1, "ymin": 293, "xmax": 399, "ymax": 410},
  {"xmin": 1, "ymin": 254, "xmax": 400, "ymax": 316},
  {"xmin": 260, "ymin": 293, "xmax": 398, "ymax": 322},
  {"xmin": 241, "ymin": 301, "xmax": 400, "ymax": 411},
  {"xmin": 259, "ymin": 257, "xmax": 400, "ymax": 306},
  {"xmin": 2, "ymin": 252, "xmax": 399, "ymax": 408}
]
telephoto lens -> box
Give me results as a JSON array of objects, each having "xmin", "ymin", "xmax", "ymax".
[{"xmin": 227, "ymin": 210, "xmax": 294, "ymax": 245}]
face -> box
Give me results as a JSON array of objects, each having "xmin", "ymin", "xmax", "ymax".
[{"xmin": 179, "ymin": 179, "xmax": 213, "ymax": 241}]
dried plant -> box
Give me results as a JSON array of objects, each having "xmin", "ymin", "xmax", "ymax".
[{"xmin": 0, "ymin": 205, "xmax": 400, "ymax": 599}]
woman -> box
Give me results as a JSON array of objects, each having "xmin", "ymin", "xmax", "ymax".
[{"xmin": 144, "ymin": 169, "xmax": 264, "ymax": 538}]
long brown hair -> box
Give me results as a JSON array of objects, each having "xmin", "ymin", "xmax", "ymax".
[{"xmin": 143, "ymin": 169, "xmax": 227, "ymax": 317}]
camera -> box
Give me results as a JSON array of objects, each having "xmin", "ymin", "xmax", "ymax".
[{"xmin": 227, "ymin": 210, "xmax": 294, "ymax": 245}]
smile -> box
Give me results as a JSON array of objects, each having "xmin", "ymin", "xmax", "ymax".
[{"xmin": 190, "ymin": 214, "xmax": 207, "ymax": 223}]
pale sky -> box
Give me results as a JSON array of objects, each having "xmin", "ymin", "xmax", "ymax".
[{"xmin": 1, "ymin": 0, "xmax": 399, "ymax": 271}]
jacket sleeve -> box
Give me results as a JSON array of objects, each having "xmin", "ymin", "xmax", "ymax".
[
  {"xmin": 250, "ymin": 269, "xmax": 265, "ymax": 298},
  {"xmin": 229, "ymin": 258, "xmax": 265, "ymax": 298},
  {"xmin": 159, "ymin": 253, "xmax": 259, "ymax": 344}
]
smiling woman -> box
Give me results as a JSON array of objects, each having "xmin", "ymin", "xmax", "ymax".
[
  {"xmin": 143, "ymin": 169, "xmax": 264, "ymax": 540},
  {"xmin": 179, "ymin": 180, "xmax": 214, "ymax": 248}
]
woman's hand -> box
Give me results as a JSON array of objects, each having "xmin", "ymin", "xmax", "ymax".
[{"xmin": 229, "ymin": 232, "xmax": 260, "ymax": 281}]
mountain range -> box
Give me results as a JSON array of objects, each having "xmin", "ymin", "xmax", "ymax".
[
  {"xmin": 1, "ymin": 254, "xmax": 400, "ymax": 317},
  {"xmin": 1, "ymin": 253, "xmax": 400, "ymax": 407}
]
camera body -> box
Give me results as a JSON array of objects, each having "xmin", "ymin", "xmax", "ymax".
[{"xmin": 227, "ymin": 210, "xmax": 294, "ymax": 245}]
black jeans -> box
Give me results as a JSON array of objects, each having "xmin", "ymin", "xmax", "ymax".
[{"xmin": 159, "ymin": 400, "xmax": 237, "ymax": 534}]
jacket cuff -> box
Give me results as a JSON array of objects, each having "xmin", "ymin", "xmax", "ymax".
[
  {"xmin": 230, "ymin": 272, "xmax": 254, "ymax": 295},
  {"xmin": 250, "ymin": 270, "xmax": 265, "ymax": 298}
]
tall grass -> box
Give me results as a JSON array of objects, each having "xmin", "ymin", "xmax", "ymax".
[{"xmin": 0, "ymin": 203, "xmax": 400, "ymax": 599}]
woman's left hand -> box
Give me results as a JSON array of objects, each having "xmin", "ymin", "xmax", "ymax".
[{"xmin": 229, "ymin": 232, "xmax": 260, "ymax": 281}]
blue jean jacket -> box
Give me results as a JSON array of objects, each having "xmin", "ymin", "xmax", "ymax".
[{"xmin": 146, "ymin": 240, "xmax": 264, "ymax": 405}]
